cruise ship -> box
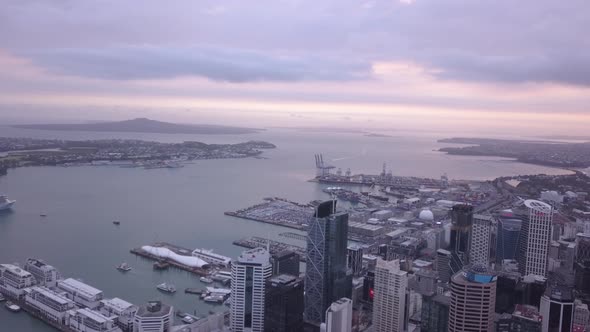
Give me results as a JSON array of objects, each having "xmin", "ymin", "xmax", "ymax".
[{"xmin": 0, "ymin": 195, "xmax": 15, "ymax": 211}]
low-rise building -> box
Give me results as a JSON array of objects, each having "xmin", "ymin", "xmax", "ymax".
[
  {"xmin": 24, "ymin": 258, "xmax": 60, "ymax": 288},
  {"xmin": 348, "ymin": 221, "xmax": 385, "ymax": 237},
  {"xmin": 68, "ymin": 308, "xmax": 122, "ymax": 332},
  {"xmin": 191, "ymin": 249, "xmax": 231, "ymax": 267},
  {"xmin": 57, "ymin": 278, "xmax": 104, "ymax": 309},
  {"xmin": 134, "ymin": 301, "xmax": 173, "ymax": 332},
  {"xmin": 0, "ymin": 263, "xmax": 36, "ymax": 300},
  {"xmin": 25, "ymin": 286, "xmax": 75, "ymax": 325},
  {"xmin": 100, "ymin": 298, "xmax": 138, "ymax": 332}
]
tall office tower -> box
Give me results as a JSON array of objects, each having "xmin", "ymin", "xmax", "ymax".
[
  {"xmin": 540, "ymin": 286, "xmax": 574, "ymax": 332},
  {"xmin": 264, "ymin": 274, "xmax": 304, "ymax": 332},
  {"xmin": 231, "ymin": 247, "xmax": 272, "ymax": 332},
  {"xmin": 322, "ymin": 298, "xmax": 352, "ymax": 332},
  {"xmin": 372, "ymin": 259, "xmax": 408, "ymax": 332},
  {"xmin": 436, "ymin": 249, "xmax": 452, "ymax": 283},
  {"xmin": 470, "ymin": 214, "xmax": 494, "ymax": 266},
  {"xmin": 511, "ymin": 304, "xmax": 542, "ymax": 332},
  {"xmin": 448, "ymin": 265, "xmax": 497, "ymax": 332},
  {"xmin": 516, "ymin": 200, "xmax": 553, "ymax": 277},
  {"xmin": 420, "ymin": 292, "xmax": 450, "ymax": 332},
  {"xmin": 496, "ymin": 217, "xmax": 522, "ymax": 262},
  {"xmin": 271, "ymin": 250, "xmax": 300, "ymax": 277},
  {"xmin": 304, "ymin": 200, "xmax": 352, "ymax": 325},
  {"xmin": 450, "ymin": 204, "xmax": 474, "ymax": 261},
  {"xmin": 133, "ymin": 301, "xmax": 173, "ymax": 332},
  {"xmin": 575, "ymin": 233, "xmax": 590, "ymax": 298},
  {"xmin": 347, "ymin": 244, "xmax": 364, "ymax": 277}
]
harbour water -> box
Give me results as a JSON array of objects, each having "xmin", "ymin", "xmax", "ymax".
[{"xmin": 0, "ymin": 127, "xmax": 571, "ymax": 331}]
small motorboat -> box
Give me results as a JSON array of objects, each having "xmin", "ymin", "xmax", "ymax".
[
  {"xmin": 157, "ymin": 282, "xmax": 176, "ymax": 293},
  {"xmin": 200, "ymin": 277, "xmax": 213, "ymax": 284},
  {"xmin": 182, "ymin": 316, "xmax": 196, "ymax": 324},
  {"xmin": 40, "ymin": 214, "xmax": 47, "ymax": 217},
  {"xmin": 113, "ymin": 220, "xmax": 121, "ymax": 225},
  {"xmin": 5, "ymin": 301, "xmax": 21, "ymax": 312},
  {"xmin": 116, "ymin": 262, "xmax": 132, "ymax": 272}
]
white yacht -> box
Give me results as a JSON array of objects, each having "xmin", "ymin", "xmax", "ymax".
[
  {"xmin": 0, "ymin": 195, "xmax": 15, "ymax": 211},
  {"xmin": 156, "ymin": 282, "xmax": 177, "ymax": 293}
]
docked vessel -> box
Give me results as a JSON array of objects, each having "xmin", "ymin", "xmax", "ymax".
[
  {"xmin": 0, "ymin": 195, "xmax": 16, "ymax": 211},
  {"xmin": 5, "ymin": 301, "xmax": 21, "ymax": 312},
  {"xmin": 116, "ymin": 262, "xmax": 132, "ymax": 272},
  {"xmin": 203, "ymin": 295, "xmax": 224, "ymax": 304},
  {"xmin": 199, "ymin": 277, "xmax": 213, "ymax": 284},
  {"xmin": 0, "ymin": 294, "xmax": 5, "ymax": 302},
  {"xmin": 156, "ymin": 282, "xmax": 176, "ymax": 293}
]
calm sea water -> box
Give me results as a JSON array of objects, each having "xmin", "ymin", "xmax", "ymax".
[{"xmin": 0, "ymin": 127, "xmax": 570, "ymax": 331}]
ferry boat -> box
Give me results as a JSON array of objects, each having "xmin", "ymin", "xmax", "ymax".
[
  {"xmin": 199, "ymin": 277, "xmax": 213, "ymax": 284},
  {"xmin": 0, "ymin": 195, "xmax": 16, "ymax": 211},
  {"xmin": 116, "ymin": 262, "xmax": 132, "ymax": 272},
  {"xmin": 5, "ymin": 301, "xmax": 21, "ymax": 312},
  {"xmin": 156, "ymin": 283, "xmax": 176, "ymax": 293}
]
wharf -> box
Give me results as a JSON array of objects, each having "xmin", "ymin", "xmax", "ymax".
[
  {"xmin": 233, "ymin": 236, "xmax": 306, "ymax": 261},
  {"xmin": 224, "ymin": 211, "xmax": 305, "ymax": 230},
  {"xmin": 130, "ymin": 242, "xmax": 209, "ymax": 276},
  {"xmin": 225, "ymin": 197, "xmax": 313, "ymax": 231}
]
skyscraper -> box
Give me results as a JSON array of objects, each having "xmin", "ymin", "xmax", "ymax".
[
  {"xmin": 421, "ymin": 293, "xmax": 450, "ymax": 332},
  {"xmin": 448, "ymin": 265, "xmax": 497, "ymax": 332},
  {"xmin": 540, "ymin": 286, "xmax": 574, "ymax": 332},
  {"xmin": 304, "ymin": 200, "xmax": 352, "ymax": 325},
  {"xmin": 436, "ymin": 249, "xmax": 452, "ymax": 283},
  {"xmin": 231, "ymin": 247, "xmax": 272, "ymax": 332},
  {"xmin": 372, "ymin": 259, "xmax": 408, "ymax": 332},
  {"xmin": 517, "ymin": 200, "xmax": 553, "ymax": 277},
  {"xmin": 264, "ymin": 274, "xmax": 304, "ymax": 332},
  {"xmin": 347, "ymin": 244, "xmax": 364, "ymax": 277},
  {"xmin": 449, "ymin": 204, "xmax": 473, "ymax": 275},
  {"xmin": 271, "ymin": 250, "xmax": 300, "ymax": 277},
  {"xmin": 469, "ymin": 214, "xmax": 494, "ymax": 266},
  {"xmin": 323, "ymin": 298, "xmax": 352, "ymax": 332},
  {"xmin": 496, "ymin": 217, "xmax": 522, "ymax": 262}
]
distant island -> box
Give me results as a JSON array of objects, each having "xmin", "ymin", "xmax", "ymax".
[
  {"xmin": 11, "ymin": 118, "xmax": 262, "ymax": 135},
  {"xmin": 364, "ymin": 133, "xmax": 394, "ymax": 138},
  {"xmin": 438, "ymin": 137, "xmax": 590, "ymax": 168}
]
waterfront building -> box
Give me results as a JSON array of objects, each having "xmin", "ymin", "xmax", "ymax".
[
  {"xmin": 540, "ymin": 286, "xmax": 574, "ymax": 332},
  {"xmin": 100, "ymin": 297, "xmax": 138, "ymax": 332},
  {"xmin": 470, "ymin": 214, "xmax": 494, "ymax": 266},
  {"xmin": 230, "ymin": 247, "xmax": 272, "ymax": 332},
  {"xmin": 134, "ymin": 301, "xmax": 173, "ymax": 332},
  {"xmin": 372, "ymin": 259, "xmax": 408, "ymax": 332},
  {"xmin": 304, "ymin": 200, "xmax": 352, "ymax": 325},
  {"xmin": 448, "ymin": 265, "xmax": 497, "ymax": 332},
  {"xmin": 516, "ymin": 200, "xmax": 553, "ymax": 277},
  {"xmin": 347, "ymin": 245, "xmax": 365, "ymax": 277},
  {"xmin": 25, "ymin": 286, "xmax": 75, "ymax": 325},
  {"xmin": 510, "ymin": 304, "xmax": 542, "ymax": 332},
  {"xmin": 68, "ymin": 308, "xmax": 122, "ymax": 332},
  {"xmin": 0, "ymin": 263, "xmax": 36, "ymax": 300},
  {"xmin": 24, "ymin": 258, "xmax": 60, "ymax": 287},
  {"xmin": 264, "ymin": 274, "xmax": 304, "ymax": 332},
  {"xmin": 420, "ymin": 292, "xmax": 450, "ymax": 332},
  {"xmin": 57, "ymin": 278, "xmax": 104, "ymax": 309},
  {"xmin": 191, "ymin": 248, "xmax": 232, "ymax": 267},
  {"xmin": 496, "ymin": 218, "xmax": 522, "ymax": 262},
  {"xmin": 436, "ymin": 249, "xmax": 452, "ymax": 283},
  {"xmin": 270, "ymin": 250, "xmax": 300, "ymax": 277},
  {"xmin": 323, "ymin": 298, "xmax": 352, "ymax": 332}
]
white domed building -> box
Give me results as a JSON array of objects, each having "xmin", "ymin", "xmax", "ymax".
[{"xmin": 418, "ymin": 209, "xmax": 434, "ymax": 221}]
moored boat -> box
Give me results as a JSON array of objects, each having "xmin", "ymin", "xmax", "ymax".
[
  {"xmin": 5, "ymin": 301, "xmax": 21, "ymax": 312},
  {"xmin": 116, "ymin": 262, "xmax": 132, "ymax": 272},
  {"xmin": 157, "ymin": 282, "xmax": 176, "ymax": 293},
  {"xmin": 200, "ymin": 277, "xmax": 213, "ymax": 284}
]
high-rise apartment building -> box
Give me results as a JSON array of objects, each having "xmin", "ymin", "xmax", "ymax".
[
  {"xmin": 517, "ymin": 200, "xmax": 553, "ymax": 277},
  {"xmin": 448, "ymin": 265, "xmax": 497, "ymax": 332},
  {"xmin": 304, "ymin": 200, "xmax": 352, "ymax": 325},
  {"xmin": 372, "ymin": 259, "xmax": 408, "ymax": 332},
  {"xmin": 231, "ymin": 247, "xmax": 272, "ymax": 332},
  {"xmin": 469, "ymin": 214, "xmax": 494, "ymax": 266}
]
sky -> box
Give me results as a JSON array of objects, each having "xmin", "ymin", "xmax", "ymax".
[{"xmin": 0, "ymin": 0, "xmax": 589, "ymax": 135}]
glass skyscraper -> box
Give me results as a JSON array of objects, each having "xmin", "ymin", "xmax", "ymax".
[{"xmin": 304, "ymin": 200, "xmax": 352, "ymax": 325}]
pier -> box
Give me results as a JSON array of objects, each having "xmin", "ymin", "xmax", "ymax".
[
  {"xmin": 233, "ymin": 236, "xmax": 306, "ymax": 261},
  {"xmin": 130, "ymin": 242, "xmax": 209, "ymax": 276},
  {"xmin": 279, "ymin": 232, "xmax": 307, "ymax": 242},
  {"xmin": 224, "ymin": 197, "xmax": 314, "ymax": 230}
]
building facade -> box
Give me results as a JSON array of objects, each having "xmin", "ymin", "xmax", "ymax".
[
  {"xmin": 24, "ymin": 258, "xmax": 60, "ymax": 288},
  {"xmin": 517, "ymin": 200, "xmax": 553, "ymax": 277},
  {"xmin": 0, "ymin": 263, "xmax": 36, "ymax": 300},
  {"xmin": 100, "ymin": 297, "xmax": 138, "ymax": 332},
  {"xmin": 57, "ymin": 278, "xmax": 104, "ymax": 309},
  {"xmin": 372, "ymin": 259, "xmax": 408, "ymax": 332},
  {"xmin": 420, "ymin": 293, "xmax": 450, "ymax": 332},
  {"xmin": 25, "ymin": 286, "xmax": 75, "ymax": 325},
  {"xmin": 264, "ymin": 274, "xmax": 304, "ymax": 332},
  {"xmin": 496, "ymin": 218, "xmax": 522, "ymax": 262},
  {"xmin": 469, "ymin": 214, "xmax": 494, "ymax": 266},
  {"xmin": 230, "ymin": 247, "xmax": 272, "ymax": 332},
  {"xmin": 304, "ymin": 200, "xmax": 352, "ymax": 325},
  {"xmin": 448, "ymin": 265, "xmax": 497, "ymax": 332},
  {"xmin": 270, "ymin": 250, "xmax": 300, "ymax": 277},
  {"xmin": 323, "ymin": 298, "xmax": 352, "ymax": 332},
  {"xmin": 133, "ymin": 301, "xmax": 173, "ymax": 332},
  {"xmin": 436, "ymin": 249, "xmax": 452, "ymax": 283},
  {"xmin": 68, "ymin": 308, "xmax": 122, "ymax": 332},
  {"xmin": 540, "ymin": 286, "xmax": 574, "ymax": 332}
]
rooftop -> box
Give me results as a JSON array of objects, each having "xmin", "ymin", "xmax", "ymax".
[
  {"xmin": 513, "ymin": 304, "xmax": 542, "ymax": 322},
  {"xmin": 268, "ymin": 274, "xmax": 298, "ymax": 285},
  {"xmin": 237, "ymin": 247, "xmax": 271, "ymax": 265},
  {"xmin": 136, "ymin": 301, "xmax": 172, "ymax": 318},
  {"xmin": 58, "ymin": 278, "xmax": 102, "ymax": 298},
  {"xmin": 30, "ymin": 286, "xmax": 72, "ymax": 305},
  {"xmin": 349, "ymin": 221, "xmax": 384, "ymax": 231},
  {"xmin": 100, "ymin": 297, "xmax": 135, "ymax": 311},
  {"xmin": 0, "ymin": 264, "xmax": 33, "ymax": 278},
  {"xmin": 524, "ymin": 199, "xmax": 552, "ymax": 213},
  {"xmin": 75, "ymin": 308, "xmax": 112, "ymax": 324}
]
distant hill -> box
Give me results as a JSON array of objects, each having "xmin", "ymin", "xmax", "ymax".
[{"xmin": 12, "ymin": 118, "xmax": 261, "ymax": 135}]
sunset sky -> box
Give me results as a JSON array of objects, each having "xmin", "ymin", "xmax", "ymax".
[{"xmin": 1, "ymin": 0, "xmax": 589, "ymax": 135}]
